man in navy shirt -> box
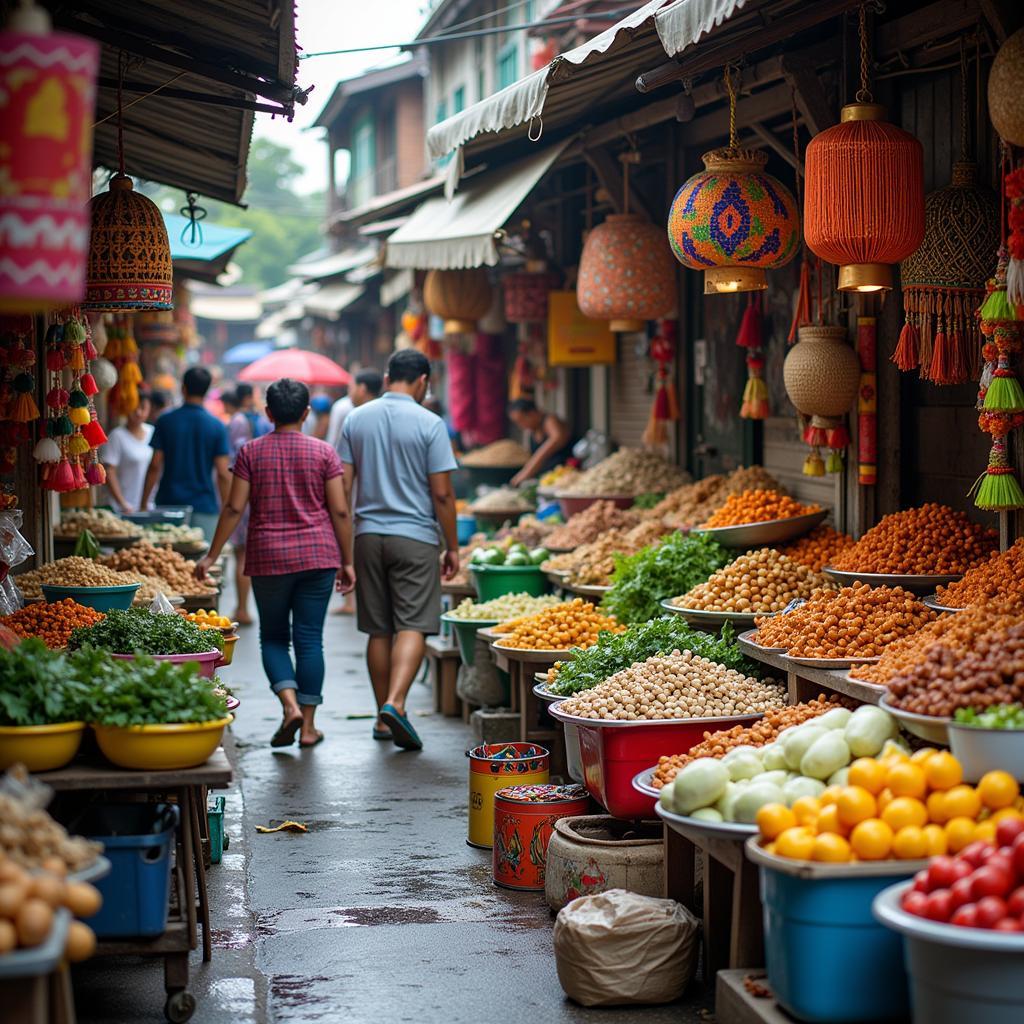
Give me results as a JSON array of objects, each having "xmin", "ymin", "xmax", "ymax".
[{"xmin": 142, "ymin": 367, "xmax": 231, "ymax": 541}]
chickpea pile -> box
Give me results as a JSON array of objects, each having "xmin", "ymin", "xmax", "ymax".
[
  {"xmin": 556, "ymin": 649, "xmax": 785, "ymax": 721},
  {"xmin": 778, "ymin": 526, "xmax": 856, "ymax": 573},
  {"xmin": 850, "ymin": 602, "xmax": 1023, "ymax": 686},
  {"xmin": 2, "ymin": 599, "xmax": 103, "ymax": 648},
  {"xmin": 493, "ymin": 598, "xmax": 625, "ymax": 651},
  {"xmin": 657, "ymin": 466, "xmax": 784, "ymax": 529},
  {"xmin": 102, "ymin": 542, "xmax": 216, "ymax": 596},
  {"xmin": 15, "ymin": 557, "xmax": 138, "ymax": 599},
  {"xmin": 752, "ymin": 583, "xmax": 935, "ymax": 659},
  {"xmin": 53, "ymin": 508, "xmax": 141, "ymax": 539},
  {"xmin": 651, "ymin": 696, "xmax": 849, "ymax": 786},
  {"xmin": 673, "ymin": 548, "xmax": 833, "ymax": 613},
  {"xmin": 887, "ymin": 622, "xmax": 1024, "ymax": 718},
  {"xmin": 828, "ymin": 504, "xmax": 997, "ymax": 575},
  {"xmin": 934, "ymin": 538, "xmax": 1024, "ymax": 608},
  {"xmin": 701, "ymin": 489, "xmax": 821, "ymax": 529},
  {"xmin": 132, "ymin": 575, "xmax": 183, "ymax": 604},
  {"xmin": 545, "ymin": 501, "xmax": 641, "ymax": 550},
  {"xmin": 450, "ymin": 592, "xmax": 561, "ymax": 622}
]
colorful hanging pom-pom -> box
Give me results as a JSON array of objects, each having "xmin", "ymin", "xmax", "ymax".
[
  {"xmin": 48, "ymin": 457, "xmax": 75, "ymax": 492},
  {"xmin": 80, "ymin": 418, "xmax": 107, "ymax": 447},
  {"xmin": 45, "ymin": 387, "xmax": 69, "ymax": 409},
  {"xmin": 91, "ymin": 358, "xmax": 118, "ymax": 391},
  {"xmin": 79, "ymin": 373, "xmax": 98, "ymax": 397},
  {"xmin": 67, "ymin": 433, "xmax": 89, "ymax": 456},
  {"xmin": 9, "ymin": 373, "xmax": 39, "ymax": 422},
  {"xmin": 45, "ymin": 348, "xmax": 66, "ymax": 372},
  {"xmin": 740, "ymin": 353, "xmax": 769, "ymax": 419},
  {"xmin": 735, "ymin": 295, "xmax": 763, "ymax": 349},
  {"xmin": 803, "ymin": 449, "xmax": 826, "ymax": 477},
  {"xmin": 67, "ymin": 345, "xmax": 85, "ymax": 371},
  {"xmin": 64, "ymin": 319, "xmax": 85, "ymax": 344},
  {"xmin": 47, "ymin": 414, "xmax": 73, "ymax": 437},
  {"xmin": 85, "ymin": 460, "xmax": 106, "ymax": 485},
  {"xmin": 70, "ymin": 459, "xmax": 87, "ymax": 490},
  {"xmin": 825, "ymin": 450, "xmax": 844, "ymax": 473},
  {"xmin": 972, "ymin": 435, "xmax": 1024, "ymax": 510},
  {"xmin": 33, "ymin": 438, "xmax": 61, "ymax": 464}
]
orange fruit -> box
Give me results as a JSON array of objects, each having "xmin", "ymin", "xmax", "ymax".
[
  {"xmin": 977, "ymin": 771, "xmax": 1020, "ymax": 810},
  {"xmin": 910, "ymin": 747, "xmax": 938, "ymax": 765},
  {"xmin": 881, "ymin": 796, "xmax": 928, "ymax": 832},
  {"xmin": 775, "ymin": 826, "xmax": 816, "ymax": 860},
  {"xmin": 817, "ymin": 804, "xmax": 848, "ymax": 837},
  {"xmin": 848, "ymin": 758, "xmax": 886, "ymax": 795},
  {"xmin": 837, "ymin": 786, "xmax": 877, "ymax": 829},
  {"xmin": 791, "ymin": 796, "xmax": 822, "ymax": 827},
  {"xmin": 990, "ymin": 807, "xmax": 1024, "ymax": 824},
  {"xmin": 944, "ymin": 816, "xmax": 977, "ymax": 853},
  {"xmin": 886, "ymin": 762, "xmax": 927, "ymax": 800},
  {"xmin": 876, "ymin": 787, "xmax": 895, "ymax": 813},
  {"xmin": 819, "ymin": 786, "xmax": 843, "ymax": 807},
  {"xmin": 942, "ymin": 785, "xmax": 982, "ymax": 821},
  {"xmin": 974, "ymin": 820, "xmax": 998, "ymax": 844},
  {"xmin": 924, "ymin": 751, "xmax": 963, "ymax": 792},
  {"xmin": 756, "ymin": 803, "xmax": 797, "ymax": 841},
  {"xmin": 892, "ymin": 825, "xmax": 929, "ymax": 860},
  {"xmin": 850, "ymin": 818, "xmax": 894, "ymax": 860},
  {"xmin": 764, "ymin": 841, "xmax": 777, "ymax": 856},
  {"xmin": 923, "ymin": 823, "xmax": 947, "ymax": 856},
  {"xmin": 926, "ymin": 791, "xmax": 949, "ymax": 824},
  {"xmin": 812, "ymin": 833, "xmax": 852, "ymax": 863}
]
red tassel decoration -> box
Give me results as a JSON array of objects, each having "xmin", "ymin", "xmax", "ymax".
[
  {"xmin": 826, "ymin": 423, "xmax": 850, "ymax": 448},
  {"xmin": 892, "ymin": 318, "xmax": 921, "ymax": 370},
  {"xmin": 788, "ymin": 259, "xmax": 813, "ymax": 343},
  {"xmin": 46, "ymin": 349, "xmax": 65, "ymax": 372},
  {"xmin": 803, "ymin": 422, "xmax": 828, "ymax": 447},
  {"xmin": 735, "ymin": 295, "xmax": 763, "ymax": 348},
  {"xmin": 80, "ymin": 373, "xmax": 98, "ymax": 396},
  {"xmin": 80, "ymin": 418, "xmax": 108, "ymax": 447},
  {"xmin": 86, "ymin": 460, "xmax": 106, "ymax": 485},
  {"xmin": 70, "ymin": 459, "xmax": 87, "ymax": 490},
  {"xmin": 49, "ymin": 458, "xmax": 75, "ymax": 492}
]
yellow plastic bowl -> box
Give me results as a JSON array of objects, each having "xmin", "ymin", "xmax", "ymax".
[
  {"xmin": 92, "ymin": 716, "xmax": 233, "ymax": 771},
  {"xmin": 0, "ymin": 722, "xmax": 86, "ymax": 771},
  {"xmin": 219, "ymin": 634, "xmax": 238, "ymax": 666}
]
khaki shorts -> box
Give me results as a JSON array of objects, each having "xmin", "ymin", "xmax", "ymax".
[{"xmin": 354, "ymin": 534, "xmax": 441, "ymax": 636}]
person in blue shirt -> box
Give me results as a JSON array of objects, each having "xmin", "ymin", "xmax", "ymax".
[{"xmin": 141, "ymin": 367, "xmax": 231, "ymax": 541}]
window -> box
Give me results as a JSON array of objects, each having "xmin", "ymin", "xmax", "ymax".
[
  {"xmin": 349, "ymin": 113, "xmax": 375, "ymax": 208},
  {"xmin": 435, "ymin": 97, "xmax": 448, "ymax": 125},
  {"xmin": 452, "ymin": 86, "xmax": 465, "ymax": 114},
  {"xmin": 497, "ymin": 44, "xmax": 518, "ymax": 90}
]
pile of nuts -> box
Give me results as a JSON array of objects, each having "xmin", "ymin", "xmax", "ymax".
[
  {"xmin": 551, "ymin": 519, "xmax": 673, "ymax": 586},
  {"xmin": 562, "ymin": 449, "xmax": 689, "ymax": 497},
  {"xmin": 0, "ymin": 781, "xmax": 102, "ymax": 872},
  {"xmin": 655, "ymin": 466, "xmax": 784, "ymax": 529},
  {"xmin": 828, "ymin": 504, "xmax": 997, "ymax": 575},
  {"xmin": 493, "ymin": 598, "xmax": 624, "ymax": 651},
  {"xmin": 102, "ymin": 542, "xmax": 215, "ymax": 596},
  {"xmin": 450, "ymin": 592, "xmax": 562, "ymax": 622},
  {"xmin": 850, "ymin": 602, "xmax": 1023, "ymax": 686},
  {"xmin": 752, "ymin": 583, "xmax": 935, "ymax": 659},
  {"xmin": 53, "ymin": 509, "xmax": 141, "ymax": 539},
  {"xmin": 779, "ymin": 526, "xmax": 856, "ymax": 573},
  {"xmin": 555, "ymin": 650, "xmax": 785, "ymax": 721},
  {"xmin": 14, "ymin": 558, "xmax": 139, "ymax": 598},
  {"xmin": 887, "ymin": 622, "xmax": 1024, "ymax": 718},
  {"xmin": 651, "ymin": 696, "xmax": 849, "ymax": 786},
  {"xmin": 545, "ymin": 501, "xmax": 640, "ymax": 549},
  {"xmin": 1, "ymin": 599, "xmax": 104, "ymax": 648},
  {"xmin": 701, "ymin": 489, "xmax": 821, "ymax": 528},
  {"xmin": 672, "ymin": 548, "xmax": 833, "ymax": 613},
  {"xmin": 934, "ymin": 538, "xmax": 1024, "ymax": 608},
  {"xmin": 460, "ymin": 439, "xmax": 532, "ymax": 468},
  {"xmin": 469, "ymin": 487, "xmax": 533, "ymax": 512},
  {"xmin": 132, "ymin": 575, "xmax": 183, "ymax": 604}
]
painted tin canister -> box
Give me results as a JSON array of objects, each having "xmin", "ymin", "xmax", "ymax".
[
  {"xmin": 492, "ymin": 785, "xmax": 590, "ymax": 890},
  {"xmin": 467, "ymin": 742, "xmax": 549, "ymax": 849}
]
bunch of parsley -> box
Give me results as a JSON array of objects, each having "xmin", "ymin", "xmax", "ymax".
[
  {"xmin": 68, "ymin": 609, "xmax": 222, "ymax": 655},
  {"xmin": 0, "ymin": 640, "xmax": 91, "ymax": 726}
]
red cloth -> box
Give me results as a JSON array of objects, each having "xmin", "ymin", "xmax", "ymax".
[
  {"xmin": 232, "ymin": 431, "xmax": 343, "ymax": 576},
  {"xmin": 472, "ymin": 334, "xmax": 507, "ymax": 445}
]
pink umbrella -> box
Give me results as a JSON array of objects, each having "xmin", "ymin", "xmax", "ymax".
[{"xmin": 237, "ymin": 349, "xmax": 352, "ymax": 386}]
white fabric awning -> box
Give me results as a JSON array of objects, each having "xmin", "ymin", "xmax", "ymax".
[
  {"xmin": 655, "ymin": 0, "xmax": 749, "ymax": 56},
  {"xmin": 188, "ymin": 292, "xmax": 262, "ymax": 323},
  {"xmin": 384, "ymin": 141, "xmax": 569, "ymax": 270},
  {"xmin": 303, "ymin": 282, "xmax": 364, "ymax": 320},
  {"xmin": 380, "ymin": 268, "xmax": 414, "ymax": 307},
  {"xmin": 287, "ymin": 246, "xmax": 377, "ymax": 282}
]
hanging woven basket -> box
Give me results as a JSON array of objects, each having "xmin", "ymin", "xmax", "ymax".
[
  {"xmin": 83, "ymin": 174, "xmax": 173, "ymax": 312},
  {"xmin": 783, "ymin": 325, "xmax": 861, "ymax": 417},
  {"xmin": 989, "ymin": 28, "xmax": 1024, "ymax": 147},
  {"xmin": 423, "ymin": 268, "xmax": 492, "ymax": 335}
]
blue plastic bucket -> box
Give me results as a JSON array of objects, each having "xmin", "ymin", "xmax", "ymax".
[{"xmin": 456, "ymin": 515, "xmax": 477, "ymax": 545}]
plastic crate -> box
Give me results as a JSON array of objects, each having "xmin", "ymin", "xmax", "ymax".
[{"xmin": 81, "ymin": 803, "xmax": 178, "ymax": 938}]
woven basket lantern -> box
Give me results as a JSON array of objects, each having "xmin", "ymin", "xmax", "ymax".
[
  {"xmin": 668, "ymin": 148, "xmax": 800, "ymax": 294},
  {"xmin": 804, "ymin": 103, "xmax": 925, "ymax": 292},
  {"xmin": 423, "ymin": 268, "xmax": 492, "ymax": 335},
  {"xmin": 784, "ymin": 325, "xmax": 861, "ymax": 418},
  {"xmin": 897, "ymin": 161, "xmax": 999, "ymax": 383},
  {"xmin": 989, "ymin": 28, "xmax": 1024, "ymax": 147},
  {"xmin": 84, "ymin": 174, "xmax": 172, "ymax": 311},
  {"xmin": 577, "ymin": 214, "xmax": 675, "ymax": 332}
]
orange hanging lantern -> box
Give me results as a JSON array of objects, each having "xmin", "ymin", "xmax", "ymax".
[
  {"xmin": 0, "ymin": 1, "xmax": 99, "ymax": 312},
  {"xmin": 423, "ymin": 268, "xmax": 492, "ymax": 335},
  {"xmin": 804, "ymin": 7, "xmax": 924, "ymax": 293}
]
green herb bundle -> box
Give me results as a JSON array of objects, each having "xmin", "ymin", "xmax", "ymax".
[
  {"xmin": 68, "ymin": 609, "xmax": 222, "ymax": 655},
  {"xmin": 547, "ymin": 618, "xmax": 761, "ymax": 696},
  {"xmin": 0, "ymin": 640, "xmax": 91, "ymax": 726},
  {"xmin": 601, "ymin": 533, "xmax": 731, "ymax": 624}
]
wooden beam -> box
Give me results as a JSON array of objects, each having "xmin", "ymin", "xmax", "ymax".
[
  {"xmin": 876, "ymin": 0, "xmax": 983, "ymax": 54},
  {"xmin": 780, "ymin": 54, "xmax": 836, "ymax": 133},
  {"xmin": 745, "ymin": 123, "xmax": 802, "ymax": 172},
  {"xmin": 978, "ymin": 0, "xmax": 1024, "ymax": 43},
  {"xmin": 686, "ymin": 82, "xmax": 796, "ymax": 147},
  {"xmin": 581, "ymin": 147, "xmax": 656, "ymax": 222}
]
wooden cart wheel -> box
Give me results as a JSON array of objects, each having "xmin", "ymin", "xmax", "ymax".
[{"xmin": 165, "ymin": 990, "xmax": 196, "ymax": 1023}]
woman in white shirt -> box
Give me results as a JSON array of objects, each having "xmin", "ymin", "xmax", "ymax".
[{"xmin": 103, "ymin": 392, "xmax": 154, "ymax": 514}]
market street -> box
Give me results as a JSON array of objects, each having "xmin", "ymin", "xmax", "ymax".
[{"xmin": 71, "ymin": 585, "xmax": 713, "ymax": 1023}]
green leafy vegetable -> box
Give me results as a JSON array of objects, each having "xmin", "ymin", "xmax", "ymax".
[
  {"xmin": 953, "ymin": 704, "xmax": 1024, "ymax": 730},
  {"xmin": 632, "ymin": 492, "xmax": 665, "ymax": 510},
  {"xmin": 73, "ymin": 529, "xmax": 100, "ymax": 560},
  {"xmin": 68, "ymin": 609, "xmax": 222, "ymax": 655},
  {"xmin": 0, "ymin": 640, "xmax": 91, "ymax": 725},
  {"xmin": 601, "ymin": 533, "xmax": 731, "ymax": 624},
  {"xmin": 548, "ymin": 618, "xmax": 762, "ymax": 696}
]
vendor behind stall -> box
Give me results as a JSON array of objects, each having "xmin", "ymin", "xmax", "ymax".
[{"xmin": 508, "ymin": 399, "xmax": 574, "ymax": 486}]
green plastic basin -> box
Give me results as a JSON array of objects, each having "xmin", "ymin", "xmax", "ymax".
[
  {"xmin": 469, "ymin": 564, "xmax": 549, "ymax": 602},
  {"xmin": 440, "ymin": 614, "xmax": 500, "ymax": 666}
]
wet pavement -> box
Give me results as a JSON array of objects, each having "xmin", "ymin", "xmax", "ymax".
[{"xmin": 72, "ymin": 581, "xmax": 715, "ymax": 1023}]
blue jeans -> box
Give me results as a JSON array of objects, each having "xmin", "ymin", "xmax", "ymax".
[{"xmin": 251, "ymin": 569, "xmax": 336, "ymax": 706}]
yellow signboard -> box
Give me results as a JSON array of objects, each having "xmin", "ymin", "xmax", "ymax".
[{"xmin": 547, "ymin": 291, "xmax": 616, "ymax": 366}]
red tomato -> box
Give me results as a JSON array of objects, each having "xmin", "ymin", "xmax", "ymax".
[
  {"xmin": 994, "ymin": 918, "xmax": 1022, "ymax": 932},
  {"xmin": 925, "ymin": 889, "xmax": 954, "ymax": 923},
  {"xmin": 927, "ymin": 856, "xmax": 959, "ymax": 891},
  {"xmin": 987, "ymin": 853, "xmax": 1015, "ymax": 878},
  {"xmin": 961, "ymin": 841, "xmax": 995, "ymax": 868},
  {"xmin": 951, "ymin": 858, "xmax": 973, "ymax": 883},
  {"xmin": 949, "ymin": 877, "xmax": 975, "ymax": 910},
  {"xmin": 901, "ymin": 890, "xmax": 930, "ymax": 917},
  {"xmin": 1012, "ymin": 834, "xmax": 1024, "ymax": 878},
  {"xmin": 950, "ymin": 904, "xmax": 979, "ymax": 928},
  {"xmin": 975, "ymin": 896, "xmax": 1008, "ymax": 929},
  {"xmin": 972, "ymin": 865, "xmax": 1014, "ymax": 901},
  {"xmin": 912, "ymin": 869, "xmax": 933, "ymax": 894},
  {"xmin": 1007, "ymin": 886, "xmax": 1024, "ymax": 918},
  {"xmin": 996, "ymin": 818, "xmax": 1024, "ymax": 849}
]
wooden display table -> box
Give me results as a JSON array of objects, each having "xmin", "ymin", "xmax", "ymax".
[{"xmin": 426, "ymin": 634, "xmax": 462, "ymax": 717}]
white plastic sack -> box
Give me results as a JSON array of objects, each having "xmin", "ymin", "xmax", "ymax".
[
  {"xmin": 149, "ymin": 591, "xmax": 177, "ymax": 615},
  {"xmin": 553, "ymin": 888, "xmax": 699, "ymax": 1007}
]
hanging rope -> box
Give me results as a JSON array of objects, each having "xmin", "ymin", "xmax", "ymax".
[
  {"xmin": 724, "ymin": 64, "xmax": 739, "ymax": 150},
  {"xmin": 855, "ymin": 3, "xmax": 873, "ymax": 104},
  {"xmin": 116, "ymin": 51, "xmax": 126, "ymax": 176},
  {"xmin": 179, "ymin": 193, "xmax": 207, "ymax": 248}
]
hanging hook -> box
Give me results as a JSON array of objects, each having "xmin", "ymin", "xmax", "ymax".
[{"xmin": 179, "ymin": 192, "xmax": 207, "ymax": 248}]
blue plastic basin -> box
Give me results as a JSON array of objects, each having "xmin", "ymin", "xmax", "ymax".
[{"xmin": 41, "ymin": 582, "xmax": 139, "ymax": 612}]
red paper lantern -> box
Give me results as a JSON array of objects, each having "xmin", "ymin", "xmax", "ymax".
[
  {"xmin": 576, "ymin": 214, "xmax": 675, "ymax": 333},
  {"xmin": 804, "ymin": 103, "xmax": 925, "ymax": 292},
  {"xmin": 0, "ymin": 3, "xmax": 98, "ymax": 312}
]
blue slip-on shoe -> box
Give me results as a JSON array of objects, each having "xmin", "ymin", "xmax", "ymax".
[{"xmin": 379, "ymin": 703, "xmax": 423, "ymax": 751}]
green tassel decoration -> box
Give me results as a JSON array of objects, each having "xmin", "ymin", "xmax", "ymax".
[
  {"xmin": 825, "ymin": 451, "xmax": 844, "ymax": 474},
  {"xmin": 979, "ymin": 287, "xmax": 1020, "ymax": 323},
  {"xmin": 64, "ymin": 320, "xmax": 86, "ymax": 344},
  {"xmin": 971, "ymin": 436, "xmax": 1024, "ymax": 510},
  {"xmin": 47, "ymin": 415, "xmax": 73, "ymax": 437},
  {"xmin": 983, "ymin": 373, "xmax": 1024, "ymax": 412}
]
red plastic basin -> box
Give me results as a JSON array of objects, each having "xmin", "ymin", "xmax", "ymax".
[
  {"xmin": 549, "ymin": 703, "xmax": 762, "ymax": 819},
  {"xmin": 111, "ymin": 650, "xmax": 222, "ymax": 679}
]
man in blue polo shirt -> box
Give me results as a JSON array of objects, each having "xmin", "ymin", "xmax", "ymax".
[{"xmin": 141, "ymin": 367, "xmax": 231, "ymax": 541}]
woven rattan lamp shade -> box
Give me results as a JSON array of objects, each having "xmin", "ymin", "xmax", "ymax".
[
  {"xmin": 83, "ymin": 174, "xmax": 172, "ymax": 311},
  {"xmin": 423, "ymin": 268, "xmax": 492, "ymax": 334}
]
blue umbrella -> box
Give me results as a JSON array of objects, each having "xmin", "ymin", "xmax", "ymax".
[{"xmin": 222, "ymin": 340, "xmax": 274, "ymax": 366}]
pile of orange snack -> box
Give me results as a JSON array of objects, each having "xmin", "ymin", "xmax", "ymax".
[
  {"xmin": 701, "ymin": 489, "xmax": 821, "ymax": 528},
  {"xmin": 2, "ymin": 599, "xmax": 104, "ymax": 648},
  {"xmin": 934, "ymin": 538, "xmax": 1024, "ymax": 608},
  {"xmin": 494, "ymin": 598, "xmax": 624, "ymax": 651},
  {"xmin": 779, "ymin": 525, "xmax": 855, "ymax": 573}
]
